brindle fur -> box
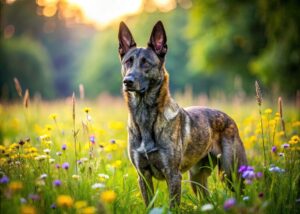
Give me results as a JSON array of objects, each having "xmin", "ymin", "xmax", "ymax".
[{"xmin": 118, "ymin": 21, "xmax": 247, "ymax": 208}]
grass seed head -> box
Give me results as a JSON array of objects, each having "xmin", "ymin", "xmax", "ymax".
[
  {"xmin": 255, "ymin": 80, "xmax": 262, "ymax": 106},
  {"xmin": 13, "ymin": 77, "xmax": 22, "ymax": 97},
  {"xmin": 23, "ymin": 89, "xmax": 30, "ymax": 108}
]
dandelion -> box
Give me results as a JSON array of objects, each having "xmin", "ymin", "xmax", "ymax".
[
  {"xmin": 223, "ymin": 198, "xmax": 236, "ymax": 210},
  {"xmin": 9, "ymin": 181, "xmax": 23, "ymax": 191},
  {"xmin": 62, "ymin": 162, "xmax": 70, "ymax": 170},
  {"xmin": 92, "ymin": 183, "xmax": 105, "ymax": 189},
  {"xmin": 74, "ymin": 200, "xmax": 87, "ymax": 209},
  {"xmin": 53, "ymin": 179, "xmax": 62, "ymax": 187},
  {"xmin": 21, "ymin": 205, "xmax": 36, "ymax": 214},
  {"xmin": 84, "ymin": 107, "xmax": 91, "ymax": 114},
  {"xmin": 100, "ymin": 190, "xmax": 117, "ymax": 203},
  {"xmin": 57, "ymin": 195, "xmax": 74, "ymax": 208},
  {"xmin": 0, "ymin": 175, "xmax": 9, "ymax": 184},
  {"xmin": 81, "ymin": 206, "xmax": 96, "ymax": 214},
  {"xmin": 201, "ymin": 203, "xmax": 214, "ymax": 211}
]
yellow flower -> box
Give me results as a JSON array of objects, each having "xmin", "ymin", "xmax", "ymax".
[
  {"xmin": 100, "ymin": 190, "xmax": 116, "ymax": 203},
  {"xmin": 108, "ymin": 121, "xmax": 124, "ymax": 130},
  {"xmin": 84, "ymin": 107, "xmax": 91, "ymax": 114},
  {"xmin": 21, "ymin": 205, "xmax": 36, "ymax": 214},
  {"xmin": 289, "ymin": 135, "xmax": 299, "ymax": 144},
  {"xmin": 81, "ymin": 206, "xmax": 96, "ymax": 214},
  {"xmin": 49, "ymin": 113, "xmax": 57, "ymax": 120},
  {"xmin": 57, "ymin": 195, "xmax": 74, "ymax": 208},
  {"xmin": 264, "ymin": 108, "xmax": 273, "ymax": 114},
  {"xmin": 75, "ymin": 200, "xmax": 87, "ymax": 209},
  {"xmin": 72, "ymin": 174, "xmax": 80, "ymax": 180},
  {"xmin": 111, "ymin": 160, "xmax": 122, "ymax": 168},
  {"xmin": 9, "ymin": 181, "xmax": 23, "ymax": 191}
]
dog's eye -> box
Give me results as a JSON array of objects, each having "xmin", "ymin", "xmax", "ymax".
[
  {"xmin": 125, "ymin": 57, "xmax": 134, "ymax": 67},
  {"xmin": 141, "ymin": 57, "xmax": 150, "ymax": 67}
]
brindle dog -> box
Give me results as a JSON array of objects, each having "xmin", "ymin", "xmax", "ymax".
[{"xmin": 118, "ymin": 21, "xmax": 247, "ymax": 208}]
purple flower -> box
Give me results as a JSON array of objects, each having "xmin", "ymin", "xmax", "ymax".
[
  {"xmin": 62, "ymin": 162, "xmax": 69, "ymax": 170},
  {"xmin": 90, "ymin": 135, "xmax": 96, "ymax": 144},
  {"xmin": 28, "ymin": 194, "xmax": 40, "ymax": 201},
  {"xmin": 256, "ymin": 172, "xmax": 263, "ymax": 179},
  {"xmin": 55, "ymin": 164, "xmax": 60, "ymax": 169},
  {"xmin": 50, "ymin": 203, "xmax": 57, "ymax": 209},
  {"xmin": 242, "ymin": 170, "xmax": 256, "ymax": 180},
  {"xmin": 281, "ymin": 143, "xmax": 290, "ymax": 149},
  {"xmin": 53, "ymin": 179, "xmax": 62, "ymax": 187},
  {"xmin": 271, "ymin": 146, "xmax": 277, "ymax": 153},
  {"xmin": 62, "ymin": 144, "xmax": 67, "ymax": 151},
  {"xmin": 77, "ymin": 160, "xmax": 82, "ymax": 165},
  {"xmin": 269, "ymin": 166, "xmax": 285, "ymax": 173},
  {"xmin": 110, "ymin": 139, "xmax": 116, "ymax": 144},
  {"xmin": 0, "ymin": 176, "xmax": 9, "ymax": 184},
  {"xmin": 223, "ymin": 198, "xmax": 236, "ymax": 210}
]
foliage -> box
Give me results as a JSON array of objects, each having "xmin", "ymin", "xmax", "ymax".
[
  {"xmin": 0, "ymin": 95, "xmax": 299, "ymax": 213},
  {"xmin": 0, "ymin": 37, "xmax": 55, "ymax": 99}
]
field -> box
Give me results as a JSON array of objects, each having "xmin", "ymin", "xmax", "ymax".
[{"xmin": 0, "ymin": 94, "xmax": 299, "ymax": 214}]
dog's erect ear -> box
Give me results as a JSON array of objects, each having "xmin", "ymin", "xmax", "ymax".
[
  {"xmin": 147, "ymin": 21, "xmax": 167, "ymax": 59},
  {"xmin": 118, "ymin": 22, "xmax": 136, "ymax": 58}
]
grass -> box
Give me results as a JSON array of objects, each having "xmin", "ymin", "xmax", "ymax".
[{"xmin": 0, "ymin": 94, "xmax": 299, "ymax": 214}]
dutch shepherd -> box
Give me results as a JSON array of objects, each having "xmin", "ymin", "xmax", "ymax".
[{"xmin": 118, "ymin": 21, "xmax": 247, "ymax": 208}]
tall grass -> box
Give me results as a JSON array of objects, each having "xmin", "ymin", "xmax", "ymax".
[{"xmin": 0, "ymin": 92, "xmax": 299, "ymax": 213}]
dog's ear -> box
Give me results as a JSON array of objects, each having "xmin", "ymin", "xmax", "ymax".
[
  {"xmin": 147, "ymin": 21, "xmax": 167, "ymax": 59},
  {"xmin": 118, "ymin": 21, "xmax": 136, "ymax": 59}
]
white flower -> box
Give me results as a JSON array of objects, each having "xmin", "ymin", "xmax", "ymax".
[
  {"xmin": 49, "ymin": 158, "xmax": 55, "ymax": 164},
  {"xmin": 201, "ymin": 203, "xmax": 214, "ymax": 211},
  {"xmin": 40, "ymin": 174, "xmax": 47, "ymax": 179},
  {"xmin": 43, "ymin": 149, "xmax": 51, "ymax": 154},
  {"xmin": 98, "ymin": 173, "xmax": 109, "ymax": 179},
  {"xmin": 91, "ymin": 183, "xmax": 105, "ymax": 189},
  {"xmin": 243, "ymin": 196, "xmax": 250, "ymax": 201}
]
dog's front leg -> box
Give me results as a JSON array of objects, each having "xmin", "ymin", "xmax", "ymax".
[
  {"xmin": 138, "ymin": 169, "xmax": 154, "ymax": 207},
  {"xmin": 165, "ymin": 171, "xmax": 182, "ymax": 208}
]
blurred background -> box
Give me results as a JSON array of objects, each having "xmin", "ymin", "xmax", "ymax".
[{"xmin": 0, "ymin": 0, "xmax": 299, "ymax": 101}]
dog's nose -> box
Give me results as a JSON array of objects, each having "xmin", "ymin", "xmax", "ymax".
[{"xmin": 123, "ymin": 76, "xmax": 134, "ymax": 87}]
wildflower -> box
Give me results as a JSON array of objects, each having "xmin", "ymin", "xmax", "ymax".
[
  {"xmin": 281, "ymin": 143, "xmax": 290, "ymax": 149},
  {"xmin": 57, "ymin": 195, "xmax": 74, "ymax": 208},
  {"xmin": 98, "ymin": 173, "xmax": 109, "ymax": 182},
  {"xmin": 21, "ymin": 205, "xmax": 36, "ymax": 214},
  {"xmin": 92, "ymin": 183, "xmax": 105, "ymax": 189},
  {"xmin": 50, "ymin": 203, "xmax": 57, "ymax": 209},
  {"xmin": 62, "ymin": 144, "xmax": 67, "ymax": 151},
  {"xmin": 271, "ymin": 146, "xmax": 277, "ymax": 153},
  {"xmin": 100, "ymin": 190, "xmax": 117, "ymax": 203},
  {"xmin": 264, "ymin": 108, "xmax": 272, "ymax": 114},
  {"xmin": 77, "ymin": 160, "xmax": 82, "ymax": 165},
  {"xmin": 82, "ymin": 206, "xmax": 96, "ymax": 214},
  {"xmin": 56, "ymin": 151, "xmax": 62, "ymax": 156},
  {"xmin": 110, "ymin": 139, "xmax": 116, "ymax": 144},
  {"xmin": 19, "ymin": 139, "xmax": 25, "ymax": 146},
  {"xmin": 0, "ymin": 175, "xmax": 9, "ymax": 184},
  {"xmin": 80, "ymin": 157, "xmax": 89, "ymax": 163},
  {"xmin": 43, "ymin": 149, "xmax": 50, "ymax": 154},
  {"xmin": 28, "ymin": 194, "xmax": 40, "ymax": 201},
  {"xmin": 75, "ymin": 200, "xmax": 87, "ymax": 209},
  {"xmin": 111, "ymin": 160, "xmax": 122, "ymax": 168},
  {"xmin": 72, "ymin": 174, "xmax": 80, "ymax": 180},
  {"xmin": 53, "ymin": 179, "xmax": 62, "ymax": 187},
  {"xmin": 201, "ymin": 203, "xmax": 214, "ymax": 211},
  {"xmin": 278, "ymin": 152, "xmax": 285, "ymax": 157},
  {"xmin": 258, "ymin": 192, "xmax": 264, "ymax": 198},
  {"xmin": 223, "ymin": 198, "xmax": 236, "ymax": 210},
  {"xmin": 84, "ymin": 107, "xmax": 91, "ymax": 114},
  {"xmin": 20, "ymin": 198, "xmax": 27, "ymax": 204},
  {"xmin": 49, "ymin": 158, "xmax": 55, "ymax": 164},
  {"xmin": 49, "ymin": 113, "xmax": 57, "ymax": 120},
  {"xmin": 217, "ymin": 153, "xmax": 222, "ymax": 159},
  {"xmin": 55, "ymin": 164, "xmax": 60, "ymax": 169},
  {"xmin": 256, "ymin": 172, "xmax": 263, "ymax": 179},
  {"xmin": 9, "ymin": 181, "xmax": 23, "ymax": 191},
  {"xmin": 243, "ymin": 196, "xmax": 250, "ymax": 201},
  {"xmin": 269, "ymin": 165, "xmax": 285, "ymax": 173},
  {"xmin": 40, "ymin": 174, "xmax": 47, "ymax": 179},
  {"xmin": 90, "ymin": 135, "xmax": 96, "ymax": 144},
  {"xmin": 62, "ymin": 162, "xmax": 69, "ymax": 170},
  {"xmin": 289, "ymin": 135, "xmax": 299, "ymax": 144},
  {"xmin": 35, "ymin": 155, "xmax": 47, "ymax": 161}
]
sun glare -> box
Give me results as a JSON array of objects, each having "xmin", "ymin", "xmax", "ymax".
[{"xmin": 66, "ymin": 0, "xmax": 143, "ymax": 27}]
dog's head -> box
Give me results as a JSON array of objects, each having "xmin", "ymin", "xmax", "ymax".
[{"xmin": 118, "ymin": 21, "xmax": 168, "ymax": 94}]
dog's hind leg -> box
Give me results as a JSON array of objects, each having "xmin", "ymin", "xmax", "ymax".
[
  {"xmin": 138, "ymin": 170, "xmax": 154, "ymax": 207},
  {"xmin": 189, "ymin": 154, "xmax": 217, "ymax": 198}
]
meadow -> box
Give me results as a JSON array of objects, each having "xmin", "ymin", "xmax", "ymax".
[{"xmin": 0, "ymin": 91, "xmax": 299, "ymax": 214}]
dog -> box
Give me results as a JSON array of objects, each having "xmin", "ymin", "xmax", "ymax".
[{"xmin": 118, "ymin": 21, "xmax": 247, "ymax": 208}]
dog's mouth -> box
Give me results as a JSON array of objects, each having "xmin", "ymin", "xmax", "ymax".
[{"xmin": 124, "ymin": 86, "xmax": 146, "ymax": 94}]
